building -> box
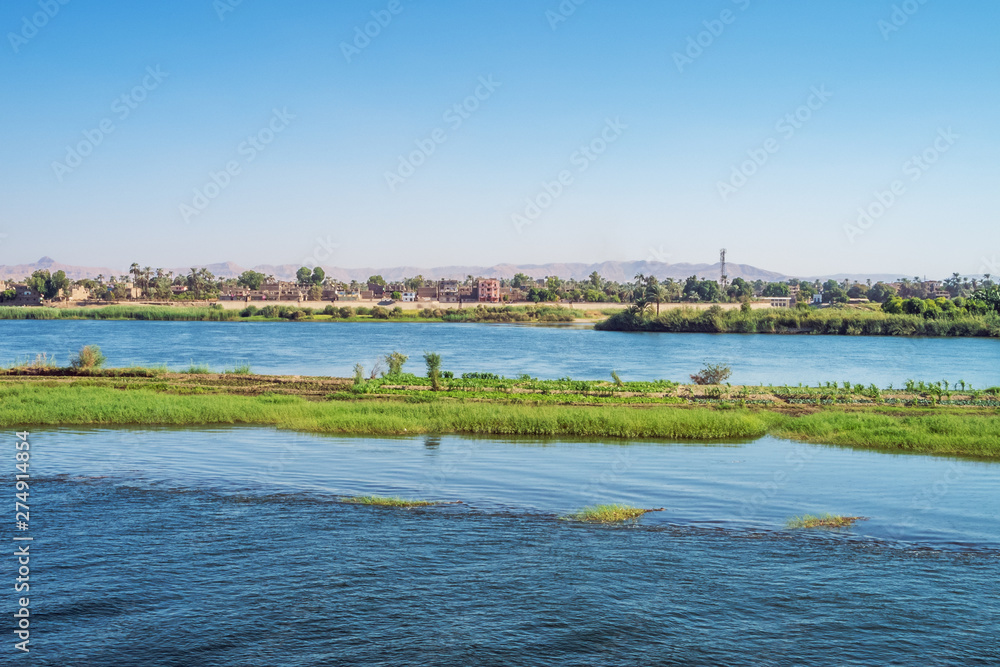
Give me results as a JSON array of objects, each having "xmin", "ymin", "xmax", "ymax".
[
  {"xmin": 438, "ymin": 280, "xmax": 460, "ymax": 302},
  {"xmin": 478, "ymin": 278, "xmax": 500, "ymax": 303},
  {"xmin": 401, "ymin": 292, "xmax": 416, "ymax": 302},
  {"xmin": 416, "ymin": 286, "xmax": 438, "ymax": 301},
  {"xmin": 761, "ymin": 296, "xmax": 792, "ymax": 308},
  {"xmin": 4, "ymin": 285, "xmax": 43, "ymax": 307}
]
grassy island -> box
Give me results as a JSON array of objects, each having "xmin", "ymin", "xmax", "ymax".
[
  {"xmin": 1, "ymin": 361, "xmax": 998, "ymax": 459},
  {"xmin": 596, "ymin": 304, "xmax": 1000, "ymax": 337}
]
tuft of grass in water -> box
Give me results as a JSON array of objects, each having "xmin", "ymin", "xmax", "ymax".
[
  {"xmin": 565, "ymin": 504, "xmax": 661, "ymax": 523},
  {"xmin": 343, "ymin": 495, "xmax": 437, "ymax": 507},
  {"xmin": 786, "ymin": 513, "xmax": 866, "ymax": 529},
  {"xmin": 8, "ymin": 353, "xmax": 58, "ymax": 370},
  {"xmin": 181, "ymin": 362, "xmax": 213, "ymax": 374},
  {"xmin": 224, "ymin": 363, "xmax": 252, "ymax": 375}
]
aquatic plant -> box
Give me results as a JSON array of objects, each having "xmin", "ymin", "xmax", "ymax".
[
  {"xmin": 786, "ymin": 514, "xmax": 866, "ymax": 529},
  {"xmin": 565, "ymin": 504, "xmax": 663, "ymax": 523},
  {"xmin": 343, "ymin": 496, "xmax": 437, "ymax": 508}
]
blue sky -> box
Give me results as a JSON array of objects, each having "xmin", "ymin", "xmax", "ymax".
[{"xmin": 1, "ymin": 0, "xmax": 997, "ymax": 277}]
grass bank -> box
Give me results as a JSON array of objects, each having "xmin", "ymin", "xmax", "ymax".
[
  {"xmin": 0, "ymin": 304, "xmax": 578, "ymax": 324},
  {"xmin": 596, "ymin": 305, "xmax": 1000, "ymax": 337},
  {"xmin": 1, "ymin": 374, "xmax": 998, "ymax": 458}
]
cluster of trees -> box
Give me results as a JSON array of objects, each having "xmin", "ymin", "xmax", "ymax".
[{"xmin": 884, "ymin": 286, "xmax": 1000, "ymax": 318}]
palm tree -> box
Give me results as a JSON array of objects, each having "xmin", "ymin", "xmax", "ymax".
[
  {"xmin": 649, "ymin": 284, "xmax": 669, "ymax": 315},
  {"xmin": 630, "ymin": 297, "xmax": 652, "ymax": 318}
]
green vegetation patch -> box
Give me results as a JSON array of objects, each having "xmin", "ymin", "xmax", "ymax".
[
  {"xmin": 343, "ymin": 495, "xmax": 439, "ymax": 508},
  {"xmin": 786, "ymin": 514, "xmax": 867, "ymax": 529},
  {"xmin": 565, "ymin": 504, "xmax": 663, "ymax": 523}
]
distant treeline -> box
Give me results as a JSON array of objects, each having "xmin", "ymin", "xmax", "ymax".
[{"xmin": 596, "ymin": 305, "xmax": 1000, "ymax": 337}]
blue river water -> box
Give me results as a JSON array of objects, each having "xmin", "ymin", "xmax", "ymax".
[
  {"xmin": 17, "ymin": 428, "xmax": 1000, "ymax": 665},
  {"xmin": 1, "ymin": 319, "xmax": 999, "ymax": 386}
]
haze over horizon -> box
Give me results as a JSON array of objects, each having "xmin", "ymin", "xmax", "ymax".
[{"xmin": 2, "ymin": 1, "xmax": 998, "ymax": 277}]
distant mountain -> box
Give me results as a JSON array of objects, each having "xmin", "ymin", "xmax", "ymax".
[
  {"xmin": 0, "ymin": 257, "xmax": 118, "ymax": 281},
  {"xmin": 0, "ymin": 257, "xmax": 911, "ymax": 285},
  {"xmin": 201, "ymin": 260, "xmax": 789, "ymax": 283}
]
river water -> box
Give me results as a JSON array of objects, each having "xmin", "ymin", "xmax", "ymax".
[
  {"xmin": 2, "ymin": 320, "xmax": 998, "ymax": 386},
  {"xmin": 21, "ymin": 427, "xmax": 1000, "ymax": 665}
]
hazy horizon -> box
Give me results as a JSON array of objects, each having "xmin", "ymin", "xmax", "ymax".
[{"xmin": 2, "ymin": 1, "xmax": 998, "ymax": 277}]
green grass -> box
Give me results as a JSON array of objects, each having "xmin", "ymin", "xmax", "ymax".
[
  {"xmin": 0, "ymin": 383, "xmax": 771, "ymax": 439},
  {"xmin": 224, "ymin": 363, "xmax": 253, "ymax": 375},
  {"xmin": 5, "ymin": 353, "xmax": 59, "ymax": 370},
  {"xmin": 0, "ymin": 304, "xmax": 582, "ymax": 323},
  {"xmin": 181, "ymin": 363, "xmax": 213, "ymax": 374},
  {"xmin": 786, "ymin": 514, "xmax": 866, "ymax": 529},
  {"xmin": 565, "ymin": 504, "xmax": 660, "ymax": 523},
  {"xmin": 1, "ymin": 380, "xmax": 998, "ymax": 458},
  {"xmin": 769, "ymin": 410, "xmax": 1000, "ymax": 458},
  {"xmin": 343, "ymin": 495, "xmax": 438, "ymax": 507},
  {"xmin": 0, "ymin": 305, "xmax": 241, "ymax": 321}
]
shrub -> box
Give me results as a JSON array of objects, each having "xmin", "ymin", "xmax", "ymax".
[
  {"xmin": 384, "ymin": 351, "xmax": 408, "ymax": 376},
  {"xmin": 690, "ymin": 362, "xmax": 732, "ymax": 385},
  {"xmin": 70, "ymin": 345, "xmax": 107, "ymax": 371},
  {"xmin": 338, "ymin": 307, "xmax": 353, "ymax": 319},
  {"xmin": 240, "ymin": 305, "xmax": 259, "ymax": 317},
  {"xmin": 424, "ymin": 352, "xmax": 443, "ymax": 390}
]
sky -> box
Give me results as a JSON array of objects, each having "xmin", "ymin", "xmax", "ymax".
[{"xmin": 0, "ymin": 0, "xmax": 998, "ymax": 278}]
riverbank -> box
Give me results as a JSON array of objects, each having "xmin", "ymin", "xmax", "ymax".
[
  {"xmin": 597, "ymin": 305, "xmax": 1000, "ymax": 337},
  {"xmin": 0, "ymin": 304, "xmax": 584, "ymax": 324},
  {"xmin": 2, "ymin": 371, "xmax": 997, "ymax": 458}
]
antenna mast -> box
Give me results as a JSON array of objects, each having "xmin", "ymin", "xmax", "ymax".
[{"xmin": 719, "ymin": 249, "xmax": 728, "ymax": 288}]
